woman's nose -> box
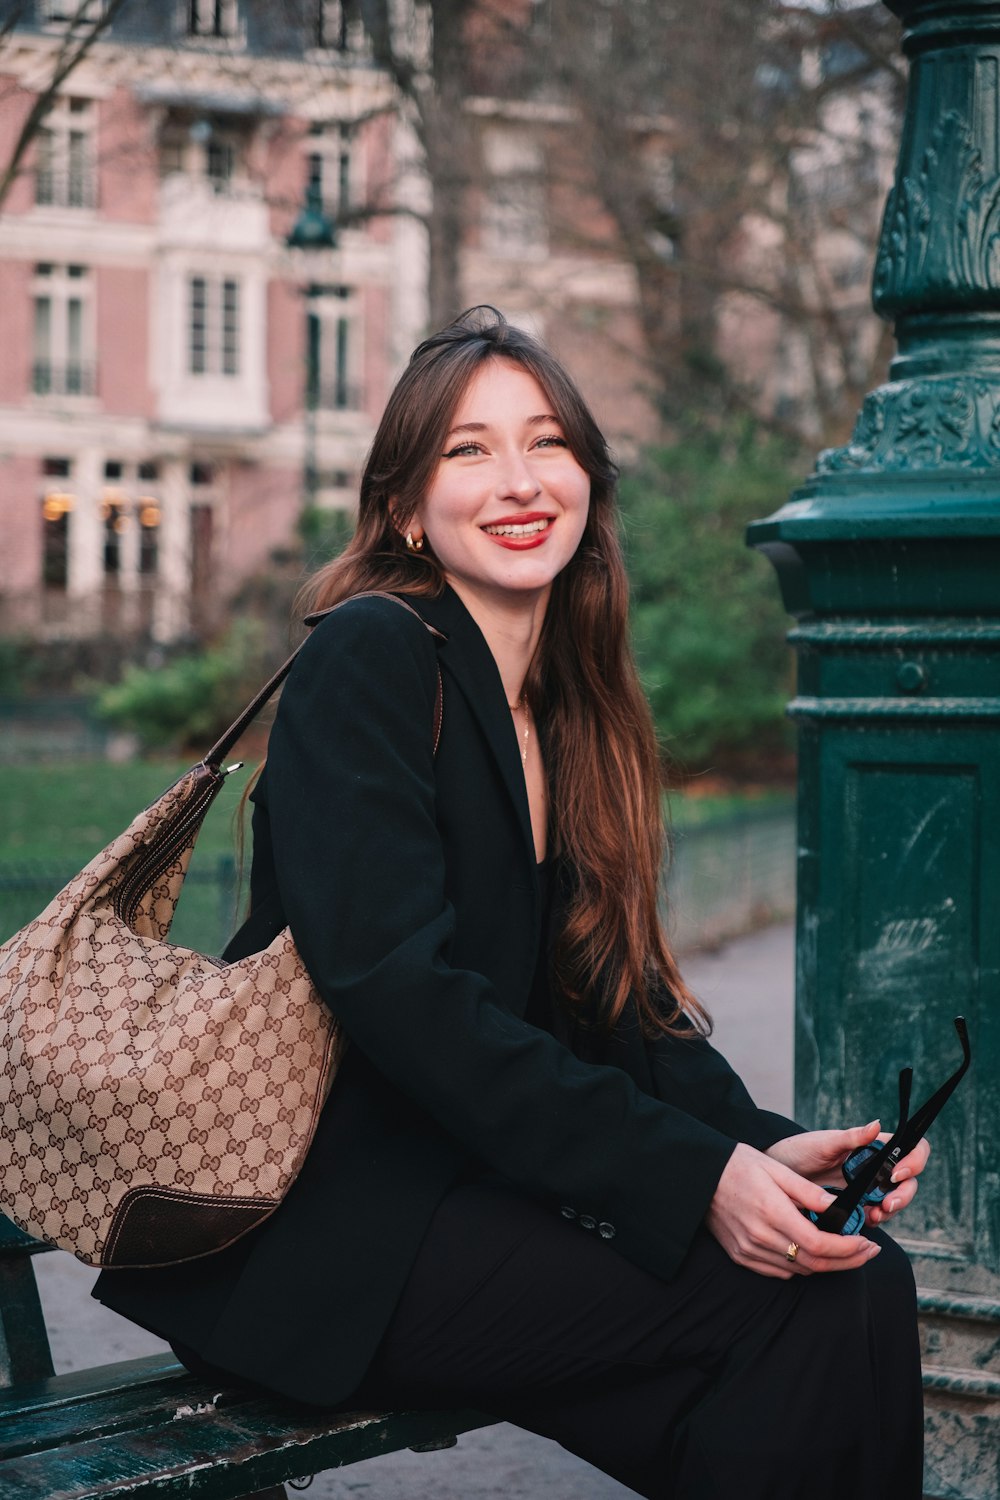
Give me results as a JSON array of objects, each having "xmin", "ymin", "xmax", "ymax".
[{"xmin": 496, "ymin": 452, "xmax": 541, "ymax": 501}]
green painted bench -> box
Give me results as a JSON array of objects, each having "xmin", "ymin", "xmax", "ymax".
[{"xmin": 0, "ymin": 1215, "xmax": 492, "ymax": 1499}]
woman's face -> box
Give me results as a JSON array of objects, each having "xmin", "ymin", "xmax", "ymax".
[{"xmin": 412, "ymin": 359, "xmax": 591, "ymax": 613}]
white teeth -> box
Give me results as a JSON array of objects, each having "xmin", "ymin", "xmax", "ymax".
[{"xmin": 483, "ymin": 519, "xmax": 551, "ymax": 537}]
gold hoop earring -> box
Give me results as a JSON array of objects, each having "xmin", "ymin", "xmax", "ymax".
[{"xmin": 405, "ymin": 532, "xmax": 424, "ymax": 553}]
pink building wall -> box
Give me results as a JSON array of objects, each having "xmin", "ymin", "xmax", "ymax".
[
  {"xmin": 365, "ymin": 282, "xmax": 391, "ymax": 419},
  {"xmin": 96, "ymin": 266, "xmax": 152, "ymax": 417},
  {"xmin": 0, "ymin": 82, "xmax": 37, "ymax": 217},
  {"xmin": 0, "ymin": 261, "xmax": 32, "ymax": 404},
  {"xmin": 265, "ymin": 119, "xmax": 306, "ymax": 242},
  {"xmin": 223, "ymin": 463, "xmax": 299, "ymax": 586},
  {"xmin": 267, "ymin": 278, "xmax": 303, "ymax": 426},
  {"xmin": 1, "ymin": 456, "xmax": 43, "ymax": 597},
  {"xmin": 98, "ymin": 88, "xmax": 157, "ymax": 224},
  {"xmin": 366, "ymin": 117, "xmax": 393, "ymax": 247}
]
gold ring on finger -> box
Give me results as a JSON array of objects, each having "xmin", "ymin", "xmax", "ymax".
[{"xmin": 785, "ymin": 1241, "xmax": 800, "ymax": 1262}]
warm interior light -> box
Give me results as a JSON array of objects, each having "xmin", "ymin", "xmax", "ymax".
[
  {"xmin": 139, "ymin": 500, "xmax": 161, "ymax": 527},
  {"xmin": 42, "ymin": 491, "xmax": 75, "ymax": 521}
]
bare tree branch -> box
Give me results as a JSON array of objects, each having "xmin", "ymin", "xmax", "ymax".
[{"xmin": 0, "ymin": 0, "xmax": 132, "ymax": 214}]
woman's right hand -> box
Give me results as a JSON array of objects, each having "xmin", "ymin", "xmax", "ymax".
[{"xmin": 705, "ymin": 1143, "xmax": 884, "ymax": 1279}]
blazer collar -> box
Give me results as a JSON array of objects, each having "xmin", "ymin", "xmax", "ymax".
[{"xmin": 405, "ymin": 586, "xmax": 536, "ymax": 867}]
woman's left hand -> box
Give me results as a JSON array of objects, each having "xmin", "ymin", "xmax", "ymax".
[{"xmin": 766, "ymin": 1121, "xmax": 931, "ymax": 1226}]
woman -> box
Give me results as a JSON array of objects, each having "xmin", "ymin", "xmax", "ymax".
[{"xmin": 95, "ymin": 308, "xmax": 928, "ymax": 1498}]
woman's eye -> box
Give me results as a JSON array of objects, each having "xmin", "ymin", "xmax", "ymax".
[
  {"xmin": 533, "ymin": 435, "xmax": 568, "ymax": 450},
  {"xmin": 441, "ymin": 441, "xmax": 484, "ymax": 458}
]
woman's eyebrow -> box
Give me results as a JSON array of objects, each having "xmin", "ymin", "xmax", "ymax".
[{"xmin": 444, "ymin": 414, "xmax": 561, "ymax": 437}]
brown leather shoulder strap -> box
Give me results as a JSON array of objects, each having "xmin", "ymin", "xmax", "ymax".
[{"xmin": 203, "ymin": 591, "xmax": 445, "ymax": 771}]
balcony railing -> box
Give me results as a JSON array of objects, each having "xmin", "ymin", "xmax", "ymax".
[
  {"xmin": 316, "ymin": 380, "xmax": 364, "ymax": 412},
  {"xmin": 32, "ymin": 360, "xmax": 96, "ymax": 397},
  {"xmin": 35, "ymin": 170, "xmax": 96, "ymax": 211}
]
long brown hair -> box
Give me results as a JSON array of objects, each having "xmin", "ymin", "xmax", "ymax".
[{"xmin": 299, "ymin": 307, "xmax": 707, "ymax": 1037}]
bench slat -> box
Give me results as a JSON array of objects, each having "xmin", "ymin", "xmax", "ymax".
[
  {"xmin": 0, "ymin": 1354, "xmax": 185, "ymax": 1421},
  {"xmin": 0, "ymin": 1401, "xmax": 492, "ymax": 1499},
  {"xmin": 0, "ymin": 1367, "xmax": 203, "ymax": 1460}
]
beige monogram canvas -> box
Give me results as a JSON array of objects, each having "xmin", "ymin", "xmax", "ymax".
[{"xmin": 0, "ymin": 763, "xmax": 341, "ymax": 1269}]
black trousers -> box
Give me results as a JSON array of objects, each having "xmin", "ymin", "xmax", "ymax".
[{"xmin": 349, "ymin": 1183, "xmax": 924, "ymax": 1500}]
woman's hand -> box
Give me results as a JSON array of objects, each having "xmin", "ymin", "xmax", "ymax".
[
  {"xmin": 766, "ymin": 1122, "xmax": 931, "ymax": 1228},
  {"xmin": 705, "ymin": 1142, "xmax": 884, "ymax": 1279}
]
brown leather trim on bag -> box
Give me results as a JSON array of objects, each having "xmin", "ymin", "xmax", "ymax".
[{"xmin": 104, "ymin": 1187, "xmax": 276, "ymax": 1268}]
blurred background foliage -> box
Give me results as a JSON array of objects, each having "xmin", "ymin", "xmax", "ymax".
[{"xmin": 622, "ymin": 426, "xmax": 800, "ymax": 773}]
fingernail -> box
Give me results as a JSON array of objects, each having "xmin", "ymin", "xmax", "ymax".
[
  {"xmin": 884, "ymin": 1197, "xmax": 898, "ymax": 1214},
  {"xmin": 867, "ymin": 1119, "xmax": 880, "ymax": 1131},
  {"xmin": 891, "ymin": 1169, "xmax": 909, "ymax": 1184},
  {"xmin": 867, "ymin": 1243, "xmax": 882, "ymax": 1257}
]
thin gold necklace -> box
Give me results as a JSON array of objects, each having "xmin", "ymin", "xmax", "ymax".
[{"xmin": 508, "ymin": 697, "xmax": 530, "ymax": 767}]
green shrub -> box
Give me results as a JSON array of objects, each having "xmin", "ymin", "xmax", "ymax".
[
  {"xmin": 298, "ymin": 505, "xmax": 355, "ymax": 570},
  {"xmin": 620, "ymin": 426, "xmax": 801, "ymax": 772},
  {"xmin": 0, "ymin": 637, "xmax": 31, "ymax": 698},
  {"xmin": 96, "ymin": 618, "xmax": 269, "ymax": 752}
]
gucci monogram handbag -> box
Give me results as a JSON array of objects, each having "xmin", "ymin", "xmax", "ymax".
[{"xmin": 0, "ymin": 594, "xmax": 442, "ymax": 1269}]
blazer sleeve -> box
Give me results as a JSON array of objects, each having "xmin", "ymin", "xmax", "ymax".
[
  {"xmin": 263, "ymin": 596, "xmax": 743, "ymax": 1282},
  {"xmin": 644, "ymin": 1027, "xmax": 804, "ymax": 1149}
]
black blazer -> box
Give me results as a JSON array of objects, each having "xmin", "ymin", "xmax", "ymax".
[{"xmin": 95, "ymin": 587, "xmax": 799, "ymax": 1406}]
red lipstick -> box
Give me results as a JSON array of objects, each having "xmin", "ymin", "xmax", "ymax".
[{"xmin": 480, "ymin": 514, "xmax": 554, "ymax": 551}]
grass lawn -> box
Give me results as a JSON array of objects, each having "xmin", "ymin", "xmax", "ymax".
[
  {"xmin": 0, "ymin": 759, "xmax": 252, "ymax": 865},
  {"xmin": 0, "ymin": 760, "xmax": 256, "ymax": 953},
  {"xmin": 0, "ymin": 758, "xmax": 793, "ymax": 864}
]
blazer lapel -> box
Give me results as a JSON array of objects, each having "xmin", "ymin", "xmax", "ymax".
[{"xmin": 408, "ymin": 587, "xmax": 536, "ymax": 869}]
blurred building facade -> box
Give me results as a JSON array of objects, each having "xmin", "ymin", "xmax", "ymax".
[
  {"xmin": 0, "ymin": 2, "xmax": 894, "ymax": 649},
  {"xmin": 0, "ymin": 0, "xmax": 421, "ymax": 644}
]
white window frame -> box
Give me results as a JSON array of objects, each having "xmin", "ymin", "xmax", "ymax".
[
  {"xmin": 316, "ymin": 0, "xmax": 347, "ymax": 49},
  {"xmin": 181, "ymin": 0, "xmax": 245, "ymax": 46},
  {"xmin": 480, "ymin": 126, "xmax": 548, "ymax": 260},
  {"xmin": 316, "ymin": 287, "xmax": 361, "ymax": 412},
  {"xmin": 305, "ymin": 123, "xmax": 359, "ymax": 225},
  {"xmin": 31, "ymin": 262, "xmax": 95, "ymax": 399},
  {"xmin": 187, "ymin": 273, "xmax": 241, "ymax": 378},
  {"xmin": 38, "ymin": 0, "xmax": 107, "ymax": 27},
  {"xmin": 34, "ymin": 95, "xmax": 96, "ymax": 211}
]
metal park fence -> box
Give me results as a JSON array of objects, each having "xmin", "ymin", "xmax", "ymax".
[
  {"xmin": 0, "ymin": 856, "xmax": 239, "ymax": 956},
  {"xmin": 664, "ymin": 805, "xmax": 796, "ymax": 955},
  {"xmin": 0, "ymin": 807, "xmax": 795, "ymax": 960},
  {"xmin": 0, "ymin": 698, "xmax": 111, "ymax": 763}
]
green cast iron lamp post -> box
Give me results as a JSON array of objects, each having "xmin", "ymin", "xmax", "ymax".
[{"xmin": 748, "ymin": 4, "xmax": 1000, "ymax": 1494}]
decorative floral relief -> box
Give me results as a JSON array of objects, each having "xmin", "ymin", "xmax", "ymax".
[
  {"xmin": 875, "ymin": 103, "xmax": 1000, "ymax": 311},
  {"xmin": 815, "ymin": 376, "xmax": 1000, "ymax": 473}
]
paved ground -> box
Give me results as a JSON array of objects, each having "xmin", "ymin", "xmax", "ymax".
[{"xmin": 33, "ymin": 919, "xmax": 795, "ymax": 1499}]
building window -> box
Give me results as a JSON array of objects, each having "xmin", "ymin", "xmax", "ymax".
[
  {"xmin": 103, "ymin": 461, "xmax": 162, "ymax": 579},
  {"xmin": 317, "ymin": 287, "xmax": 359, "ymax": 410},
  {"xmin": 306, "ymin": 124, "xmax": 353, "ymax": 223},
  {"xmin": 138, "ymin": 497, "xmax": 161, "ymax": 576},
  {"xmin": 102, "ymin": 496, "xmax": 124, "ymax": 577},
  {"xmin": 38, "ymin": 0, "xmax": 106, "ymax": 25},
  {"xmin": 188, "ymin": 275, "xmax": 240, "ymax": 376},
  {"xmin": 481, "ymin": 126, "xmax": 547, "ymax": 259},
  {"xmin": 186, "ymin": 0, "xmax": 239, "ymax": 38},
  {"xmin": 40, "ymin": 459, "xmax": 74, "ymax": 592},
  {"xmin": 32, "ymin": 263, "xmax": 94, "ymax": 397},
  {"xmin": 35, "ymin": 96, "xmax": 95, "ymax": 210},
  {"xmin": 316, "ymin": 0, "xmax": 347, "ymax": 48}
]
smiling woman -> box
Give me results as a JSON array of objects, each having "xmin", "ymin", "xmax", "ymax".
[{"xmin": 93, "ymin": 307, "xmax": 927, "ymax": 1500}]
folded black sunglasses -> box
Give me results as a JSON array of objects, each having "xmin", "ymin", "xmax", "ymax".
[{"xmin": 809, "ymin": 1016, "xmax": 971, "ymax": 1236}]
